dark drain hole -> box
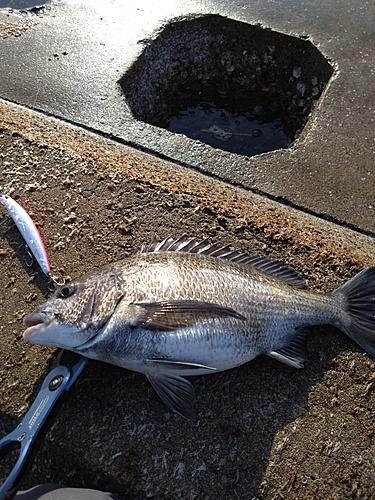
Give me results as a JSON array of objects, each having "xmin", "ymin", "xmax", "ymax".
[
  {"xmin": 120, "ymin": 14, "xmax": 334, "ymax": 158},
  {"xmin": 0, "ymin": 0, "xmax": 49, "ymax": 10},
  {"xmin": 166, "ymin": 101, "xmax": 290, "ymax": 157}
]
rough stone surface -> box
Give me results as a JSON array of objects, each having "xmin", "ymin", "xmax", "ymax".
[
  {"xmin": 0, "ymin": 0, "xmax": 374, "ymax": 233},
  {"xmin": 1, "ymin": 101, "xmax": 375, "ymax": 499}
]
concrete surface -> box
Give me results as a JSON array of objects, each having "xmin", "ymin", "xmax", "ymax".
[
  {"xmin": 0, "ymin": 0, "xmax": 375, "ymax": 233},
  {"xmin": 1, "ymin": 0, "xmax": 375, "ymax": 498},
  {"xmin": 1, "ymin": 99, "xmax": 375, "ymax": 499}
]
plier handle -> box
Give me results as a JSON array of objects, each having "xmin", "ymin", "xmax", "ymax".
[{"xmin": 0, "ymin": 356, "xmax": 87, "ymax": 500}]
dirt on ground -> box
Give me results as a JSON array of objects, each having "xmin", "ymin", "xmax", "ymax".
[{"xmin": 1, "ymin": 103, "xmax": 375, "ymax": 499}]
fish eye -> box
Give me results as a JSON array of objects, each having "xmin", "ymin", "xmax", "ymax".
[{"xmin": 59, "ymin": 283, "xmax": 76, "ymax": 298}]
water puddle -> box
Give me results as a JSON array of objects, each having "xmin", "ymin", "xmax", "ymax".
[
  {"xmin": 0, "ymin": 0, "xmax": 49, "ymax": 10},
  {"xmin": 167, "ymin": 102, "xmax": 290, "ymax": 156},
  {"xmin": 120, "ymin": 14, "xmax": 333, "ymax": 158}
]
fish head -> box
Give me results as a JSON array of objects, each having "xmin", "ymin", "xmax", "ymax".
[{"xmin": 23, "ymin": 268, "xmax": 123, "ymax": 349}]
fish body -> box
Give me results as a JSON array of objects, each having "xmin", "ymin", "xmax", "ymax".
[
  {"xmin": 0, "ymin": 194, "xmax": 51, "ymax": 277},
  {"xmin": 23, "ymin": 235, "xmax": 375, "ymax": 420}
]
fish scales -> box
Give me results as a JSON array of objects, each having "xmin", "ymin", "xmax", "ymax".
[
  {"xmin": 23, "ymin": 235, "xmax": 375, "ymax": 420},
  {"xmin": 113, "ymin": 252, "xmax": 337, "ymax": 344}
]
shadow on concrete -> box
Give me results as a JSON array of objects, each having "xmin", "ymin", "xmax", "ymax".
[{"xmin": 0, "ymin": 218, "xmax": 52, "ymax": 296}]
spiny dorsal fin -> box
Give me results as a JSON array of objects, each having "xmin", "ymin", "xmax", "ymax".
[{"xmin": 140, "ymin": 234, "xmax": 305, "ymax": 288}]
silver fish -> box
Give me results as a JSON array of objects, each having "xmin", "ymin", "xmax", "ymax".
[{"xmin": 23, "ymin": 235, "xmax": 375, "ymax": 420}]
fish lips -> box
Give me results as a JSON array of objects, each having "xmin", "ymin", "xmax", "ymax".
[
  {"xmin": 23, "ymin": 312, "xmax": 52, "ymax": 337},
  {"xmin": 23, "ymin": 312, "xmax": 84, "ymax": 348}
]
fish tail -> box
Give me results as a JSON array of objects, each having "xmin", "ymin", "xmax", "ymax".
[{"xmin": 333, "ymin": 267, "xmax": 375, "ymax": 356}]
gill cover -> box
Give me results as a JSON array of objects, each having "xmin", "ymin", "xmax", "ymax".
[{"xmin": 24, "ymin": 271, "xmax": 123, "ymax": 349}]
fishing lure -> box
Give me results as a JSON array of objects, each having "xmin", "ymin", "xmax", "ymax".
[{"xmin": 0, "ymin": 193, "xmax": 51, "ymax": 277}]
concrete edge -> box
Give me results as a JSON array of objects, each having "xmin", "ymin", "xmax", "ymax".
[{"xmin": 1, "ymin": 98, "xmax": 374, "ymax": 272}]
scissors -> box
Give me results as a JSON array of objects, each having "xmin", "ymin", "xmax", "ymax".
[{"xmin": 0, "ymin": 355, "xmax": 88, "ymax": 500}]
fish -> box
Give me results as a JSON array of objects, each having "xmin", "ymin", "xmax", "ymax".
[
  {"xmin": 0, "ymin": 194, "xmax": 51, "ymax": 277},
  {"xmin": 23, "ymin": 235, "xmax": 375, "ymax": 420}
]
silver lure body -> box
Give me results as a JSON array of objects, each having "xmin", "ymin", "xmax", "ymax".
[
  {"xmin": 23, "ymin": 235, "xmax": 375, "ymax": 420},
  {"xmin": 0, "ymin": 194, "xmax": 50, "ymax": 276}
]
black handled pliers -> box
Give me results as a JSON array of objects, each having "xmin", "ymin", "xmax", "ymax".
[{"xmin": 0, "ymin": 355, "xmax": 88, "ymax": 500}]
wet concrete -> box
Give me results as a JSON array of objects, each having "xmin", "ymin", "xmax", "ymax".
[
  {"xmin": 1, "ymin": 0, "xmax": 375, "ymax": 498},
  {"xmin": 1, "ymin": 100, "xmax": 375, "ymax": 499},
  {"xmin": 0, "ymin": 0, "xmax": 375, "ymax": 233}
]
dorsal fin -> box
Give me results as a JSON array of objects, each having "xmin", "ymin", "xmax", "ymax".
[{"xmin": 139, "ymin": 235, "xmax": 305, "ymax": 287}]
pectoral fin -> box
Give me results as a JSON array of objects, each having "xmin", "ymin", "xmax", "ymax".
[
  {"xmin": 147, "ymin": 373, "xmax": 196, "ymax": 421},
  {"xmin": 132, "ymin": 300, "xmax": 245, "ymax": 331}
]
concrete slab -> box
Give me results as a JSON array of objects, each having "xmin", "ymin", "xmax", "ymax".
[
  {"xmin": 0, "ymin": 0, "xmax": 375, "ymax": 233},
  {"xmin": 1, "ymin": 99, "xmax": 375, "ymax": 499}
]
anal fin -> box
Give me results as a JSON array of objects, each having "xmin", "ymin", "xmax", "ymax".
[{"xmin": 269, "ymin": 327, "xmax": 309, "ymax": 369}]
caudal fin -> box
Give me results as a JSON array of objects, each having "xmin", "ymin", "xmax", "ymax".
[{"xmin": 333, "ymin": 267, "xmax": 375, "ymax": 356}]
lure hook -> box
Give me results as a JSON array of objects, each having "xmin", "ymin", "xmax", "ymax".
[
  {"xmin": 0, "ymin": 215, "xmax": 12, "ymax": 231},
  {"xmin": 49, "ymin": 274, "xmax": 66, "ymax": 288},
  {"xmin": 24, "ymin": 246, "xmax": 34, "ymax": 268}
]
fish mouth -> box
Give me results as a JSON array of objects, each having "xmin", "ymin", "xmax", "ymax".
[{"xmin": 23, "ymin": 312, "xmax": 52, "ymax": 339}]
